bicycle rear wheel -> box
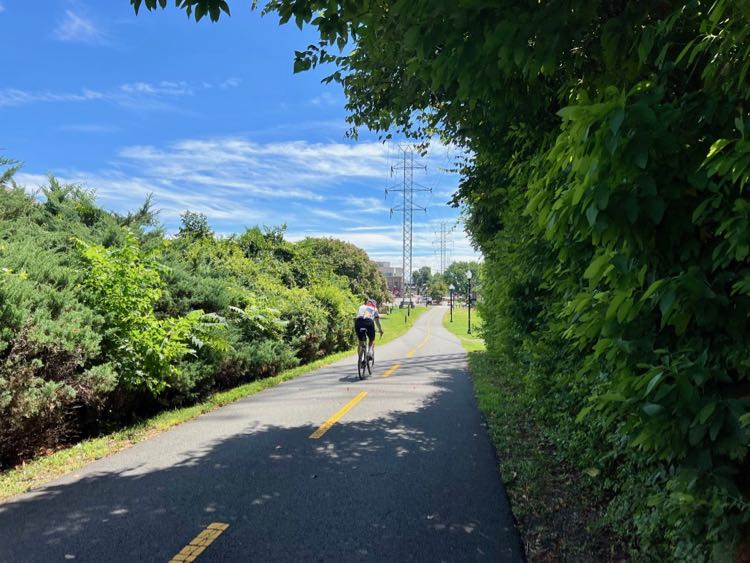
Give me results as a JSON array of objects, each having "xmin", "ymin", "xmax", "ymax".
[{"xmin": 357, "ymin": 345, "xmax": 366, "ymax": 380}]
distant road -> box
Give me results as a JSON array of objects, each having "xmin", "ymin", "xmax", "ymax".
[{"xmin": 0, "ymin": 307, "xmax": 522, "ymax": 562}]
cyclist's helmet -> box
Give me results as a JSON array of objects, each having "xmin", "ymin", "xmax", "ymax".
[{"xmin": 366, "ymin": 298, "xmax": 377, "ymax": 307}]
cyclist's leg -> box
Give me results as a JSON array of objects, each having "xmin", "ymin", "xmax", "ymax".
[{"xmin": 366, "ymin": 320, "xmax": 376, "ymax": 358}]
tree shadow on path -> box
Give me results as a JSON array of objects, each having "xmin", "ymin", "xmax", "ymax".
[{"xmin": 0, "ymin": 354, "xmax": 521, "ymax": 562}]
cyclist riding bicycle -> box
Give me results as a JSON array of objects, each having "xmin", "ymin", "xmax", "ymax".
[{"xmin": 355, "ymin": 298, "xmax": 383, "ymax": 359}]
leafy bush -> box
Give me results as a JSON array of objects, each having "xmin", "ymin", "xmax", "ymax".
[
  {"xmin": 76, "ymin": 233, "xmax": 227, "ymax": 394},
  {"xmin": 275, "ymin": 287, "xmax": 328, "ymax": 363},
  {"xmin": 0, "ymin": 173, "xmax": 374, "ymax": 467},
  {"xmin": 0, "ymin": 185, "xmax": 106, "ymax": 464},
  {"xmin": 311, "ymin": 282, "xmax": 358, "ymax": 354}
]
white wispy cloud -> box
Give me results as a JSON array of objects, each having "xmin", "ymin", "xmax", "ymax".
[
  {"xmin": 0, "ymin": 79, "xmax": 239, "ymax": 109},
  {"xmin": 308, "ymin": 208, "xmax": 350, "ymax": 221},
  {"xmin": 310, "ymin": 91, "xmax": 340, "ymax": 106},
  {"xmin": 14, "ymin": 135, "xmax": 480, "ymax": 265},
  {"xmin": 54, "ymin": 10, "xmax": 106, "ymax": 44},
  {"xmin": 118, "ymin": 137, "xmax": 393, "ymax": 189},
  {"xmin": 344, "ymin": 225, "xmax": 396, "ymax": 232},
  {"xmin": 15, "ymin": 171, "xmax": 266, "ymax": 225},
  {"xmin": 339, "ymin": 196, "xmax": 390, "ymax": 214},
  {"xmin": 120, "ymin": 81, "xmax": 193, "ymax": 96},
  {"xmin": 0, "ymin": 88, "xmax": 104, "ymax": 107},
  {"xmin": 13, "ymin": 137, "xmax": 394, "ymax": 226},
  {"xmin": 219, "ymin": 78, "xmax": 241, "ymax": 89},
  {"xmin": 0, "ymin": 3, "xmax": 6, "ymax": 14}
]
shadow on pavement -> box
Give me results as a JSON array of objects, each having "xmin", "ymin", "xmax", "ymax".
[{"xmin": 0, "ymin": 352, "xmax": 521, "ymax": 562}]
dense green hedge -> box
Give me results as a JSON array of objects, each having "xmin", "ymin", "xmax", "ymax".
[
  {"xmin": 0, "ymin": 172, "xmax": 386, "ymax": 467},
  {"xmin": 142, "ymin": 0, "xmax": 750, "ymax": 557}
]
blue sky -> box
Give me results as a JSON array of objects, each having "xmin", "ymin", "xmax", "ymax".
[{"xmin": 1, "ymin": 0, "xmax": 480, "ymax": 272}]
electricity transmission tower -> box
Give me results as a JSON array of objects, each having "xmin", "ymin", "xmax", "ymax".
[
  {"xmin": 433, "ymin": 221, "xmax": 453, "ymax": 274},
  {"xmin": 386, "ymin": 145, "xmax": 430, "ymax": 307}
]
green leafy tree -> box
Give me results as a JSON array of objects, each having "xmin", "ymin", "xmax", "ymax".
[
  {"xmin": 443, "ymin": 261, "xmax": 481, "ymax": 299},
  {"xmin": 128, "ymin": 0, "xmax": 750, "ymax": 556},
  {"xmin": 0, "ymin": 157, "xmax": 20, "ymax": 187},
  {"xmin": 297, "ymin": 237, "xmax": 390, "ymax": 304},
  {"xmin": 411, "ymin": 266, "xmax": 431, "ymax": 294},
  {"xmin": 427, "ymin": 277, "xmax": 447, "ymax": 304},
  {"xmin": 178, "ymin": 210, "xmax": 212, "ymax": 240}
]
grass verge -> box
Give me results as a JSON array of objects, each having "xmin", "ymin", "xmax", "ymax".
[
  {"xmin": 380, "ymin": 305, "xmax": 427, "ymax": 344},
  {"xmin": 0, "ymin": 307, "xmax": 427, "ymax": 501},
  {"xmin": 441, "ymin": 305, "xmax": 485, "ymax": 352},
  {"xmin": 444, "ymin": 309, "xmax": 622, "ymax": 561}
]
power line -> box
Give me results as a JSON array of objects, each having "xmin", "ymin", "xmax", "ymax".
[
  {"xmin": 433, "ymin": 221, "xmax": 454, "ymax": 274},
  {"xmin": 386, "ymin": 145, "xmax": 430, "ymax": 306}
]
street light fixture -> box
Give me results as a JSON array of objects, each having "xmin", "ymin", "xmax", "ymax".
[
  {"xmin": 449, "ymin": 283, "xmax": 455, "ymax": 322},
  {"xmin": 466, "ymin": 270, "xmax": 473, "ymax": 335}
]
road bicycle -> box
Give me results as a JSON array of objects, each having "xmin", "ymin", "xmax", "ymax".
[{"xmin": 357, "ymin": 328, "xmax": 374, "ymax": 380}]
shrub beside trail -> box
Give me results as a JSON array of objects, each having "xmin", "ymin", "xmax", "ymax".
[{"xmin": 0, "ymin": 170, "xmax": 386, "ymax": 468}]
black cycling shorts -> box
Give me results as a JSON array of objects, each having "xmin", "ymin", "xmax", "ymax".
[{"xmin": 354, "ymin": 317, "xmax": 375, "ymax": 341}]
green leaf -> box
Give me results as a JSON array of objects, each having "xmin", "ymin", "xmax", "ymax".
[
  {"xmin": 706, "ymin": 138, "xmax": 732, "ymax": 161},
  {"xmin": 642, "ymin": 403, "xmax": 664, "ymax": 416},
  {"xmin": 675, "ymin": 39, "xmax": 695, "ymax": 64},
  {"xmin": 689, "ymin": 424, "xmax": 705, "ymax": 446},
  {"xmin": 709, "ymin": 412, "xmax": 724, "ymax": 441},
  {"xmin": 625, "ymin": 196, "xmax": 639, "ymax": 223},
  {"xmin": 586, "ymin": 204, "xmax": 598, "ymax": 226},
  {"xmin": 583, "ymin": 254, "xmax": 609, "ymax": 280},
  {"xmin": 644, "ymin": 198, "xmax": 666, "ymax": 224},
  {"xmin": 634, "ymin": 147, "xmax": 648, "ymax": 169},
  {"xmin": 609, "ymin": 108, "xmax": 625, "ymax": 135},
  {"xmin": 659, "ymin": 287, "xmax": 676, "ymax": 317},
  {"xmin": 606, "ymin": 290, "xmax": 628, "ymax": 320},
  {"xmin": 697, "ymin": 402, "xmax": 716, "ymax": 424},
  {"xmin": 645, "ymin": 372, "xmax": 663, "ymax": 396},
  {"xmin": 641, "ymin": 279, "xmax": 665, "ymax": 301},
  {"xmin": 576, "ymin": 405, "xmax": 593, "ymax": 422},
  {"xmin": 595, "ymin": 185, "xmax": 610, "ymax": 209}
]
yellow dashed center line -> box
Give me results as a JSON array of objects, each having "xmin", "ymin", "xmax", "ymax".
[
  {"xmin": 310, "ymin": 318, "xmax": 433, "ymax": 441},
  {"xmin": 309, "ymin": 391, "xmax": 368, "ymax": 439},
  {"xmin": 406, "ymin": 323, "xmax": 433, "ymax": 358},
  {"xmin": 418, "ymin": 323, "xmax": 432, "ymax": 350},
  {"xmin": 382, "ymin": 363, "xmax": 400, "ymax": 379},
  {"xmin": 170, "ymin": 522, "xmax": 229, "ymax": 562}
]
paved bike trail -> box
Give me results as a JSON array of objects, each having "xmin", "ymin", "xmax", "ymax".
[{"xmin": 0, "ymin": 307, "xmax": 522, "ymax": 562}]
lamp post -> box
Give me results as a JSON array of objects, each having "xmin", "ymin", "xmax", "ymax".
[
  {"xmin": 449, "ymin": 283, "xmax": 455, "ymax": 322},
  {"xmin": 466, "ymin": 270, "xmax": 473, "ymax": 334}
]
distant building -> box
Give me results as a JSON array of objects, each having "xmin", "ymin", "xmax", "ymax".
[{"xmin": 375, "ymin": 261, "xmax": 403, "ymax": 298}]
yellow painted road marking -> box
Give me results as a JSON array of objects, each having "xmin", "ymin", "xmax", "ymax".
[
  {"xmin": 382, "ymin": 363, "xmax": 400, "ymax": 379},
  {"xmin": 417, "ymin": 323, "xmax": 433, "ymax": 350},
  {"xmin": 406, "ymin": 322, "xmax": 433, "ymax": 358},
  {"xmin": 170, "ymin": 522, "xmax": 229, "ymax": 562},
  {"xmin": 309, "ymin": 391, "xmax": 368, "ymax": 439}
]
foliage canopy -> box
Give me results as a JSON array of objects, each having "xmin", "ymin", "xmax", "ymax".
[{"xmin": 129, "ymin": 0, "xmax": 750, "ymax": 556}]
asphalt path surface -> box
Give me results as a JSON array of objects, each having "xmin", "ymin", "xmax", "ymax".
[{"xmin": 0, "ymin": 306, "xmax": 522, "ymax": 562}]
